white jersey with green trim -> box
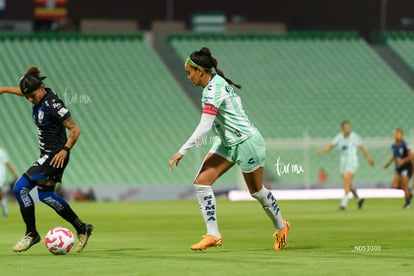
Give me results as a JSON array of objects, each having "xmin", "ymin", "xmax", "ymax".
[
  {"xmin": 332, "ymin": 132, "xmax": 362, "ymax": 166},
  {"xmin": 202, "ymin": 74, "xmax": 257, "ymax": 147},
  {"xmin": 0, "ymin": 148, "xmax": 10, "ymax": 185}
]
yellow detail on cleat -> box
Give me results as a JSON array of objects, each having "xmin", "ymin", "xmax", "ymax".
[
  {"xmin": 191, "ymin": 234, "xmax": 223, "ymax": 251},
  {"xmin": 12, "ymin": 234, "xmax": 40, "ymax": 252},
  {"xmin": 76, "ymin": 224, "xmax": 94, "ymax": 253}
]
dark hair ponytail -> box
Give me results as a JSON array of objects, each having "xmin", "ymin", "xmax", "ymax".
[
  {"xmin": 26, "ymin": 66, "xmax": 42, "ymax": 77},
  {"xmin": 19, "ymin": 66, "xmax": 46, "ymax": 94},
  {"xmin": 190, "ymin": 47, "xmax": 242, "ymax": 89}
]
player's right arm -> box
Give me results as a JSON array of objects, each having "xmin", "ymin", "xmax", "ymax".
[
  {"xmin": 383, "ymin": 154, "xmax": 395, "ymax": 169},
  {"xmin": 169, "ymin": 104, "xmax": 217, "ymax": 171},
  {"xmin": 317, "ymin": 144, "xmax": 335, "ymax": 155},
  {"xmin": 0, "ymin": 87, "xmax": 23, "ymax": 96}
]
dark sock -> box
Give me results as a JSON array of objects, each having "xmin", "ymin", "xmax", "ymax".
[
  {"xmin": 38, "ymin": 191, "xmax": 86, "ymax": 233},
  {"xmin": 352, "ymin": 190, "xmax": 359, "ymax": 199},
  {"xmin": 21, "ymin": 206, "xmax": 38, "ymax": 237},
  {"xmin": 57, "ymin": 207, "xmax": 85, "ymax": 233}
]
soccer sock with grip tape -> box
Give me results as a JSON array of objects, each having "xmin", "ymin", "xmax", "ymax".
[
  {"xmin": 38, "ymin": 189, "xmax": 85, "ymax": 234},
  {"xmin": 13, "ymin": 175, "xmax": 37, "ymax": 236},
  {"xmin": 194, "ymin": 184, "xmax": 220, "ymax": 237},
  {"xmin": 341, "ymin": 193, "xmax": 350, "ymax": 208},
  {"xmin": 251, "ymin": 187, "xmax": 284, "ymax": 231}
]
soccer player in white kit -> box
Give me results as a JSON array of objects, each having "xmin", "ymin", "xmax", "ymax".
[
  {"xmin": 317, "ymin": 121, "xmax": 374, "ymax": 210},
  {"xmin": 0, "ymin": 146, "xmax": 19, "ymax": 216},
  {"xmin": 169, "ymin": 47, "xmax": 290, "ymax": 251}
]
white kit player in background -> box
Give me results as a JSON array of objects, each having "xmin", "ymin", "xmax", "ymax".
[
  {"xmin": 317, "ymin": 121, "xmax": 374, "ymax": 210},
  {"xmin": 0, "ymin": 145, "xmax": 19, "ymax": 217}
]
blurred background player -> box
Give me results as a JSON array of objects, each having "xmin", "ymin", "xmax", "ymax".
[
  {"xmin": 317, "ymin": 121, "xmax": 374, "ymax": 210},
  {"xmin": 383, "ymin": 128, "xmax": 413, "ymax": 208},
  {"xmin": 0, "ymin": 145, "xmax": 19, "ymax": 217},
  {"xmin": 169, "ymin": 47, "xmax": 289, "ymax": 251},
  {"xmin": 0, "ymin": 66, "xmax": 93, "ymax": 253}
]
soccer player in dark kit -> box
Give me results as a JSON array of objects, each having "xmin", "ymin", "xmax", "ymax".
[
  {"xmin": 0, "ymin": 66, "xmax": 93, "ymax": 253},
  {"xmin": 383, "ymin": 128, "xmax": 413, "ymax": 208}
]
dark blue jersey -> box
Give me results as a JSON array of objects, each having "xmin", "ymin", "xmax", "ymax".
[
  {"xmin": 391, "ymin": 140, "xmax": 412, "ymax": 170},
  {"xmin": 32, "ymin": 88, "xmax": 71, "ymax": 155}
]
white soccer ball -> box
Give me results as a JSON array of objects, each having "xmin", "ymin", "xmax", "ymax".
[{"xmin": 44, "ymin": 226, "xmax": 75, "ymax": 255}]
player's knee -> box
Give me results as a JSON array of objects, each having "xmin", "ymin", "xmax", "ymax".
[
  {"xmin": 13, "ymin": 175, "xmax": 32, "ymax": 196},
  {"xmin": 194, "ymin": 176, "xmax": 215, "ymax": 185}
]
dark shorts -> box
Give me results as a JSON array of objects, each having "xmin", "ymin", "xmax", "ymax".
[
  {"xmin": 25, "ymin": 152, "xmax": 70, "ymax": 183},
  {"xmin": 396, "ymin": 165, "xmax": 412, "ymax": 178}
]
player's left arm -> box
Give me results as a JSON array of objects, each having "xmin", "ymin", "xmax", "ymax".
[
  {"xmin": 50, "ymin": 116, "xmax": 81, "ymax": 168},
  {"xmin": 62, "ymin": 116, "xmax": 81, "ymax": 149},
  {"xmin": 359, "ymin": 144, "xmax": 374, "ymax": 166}
]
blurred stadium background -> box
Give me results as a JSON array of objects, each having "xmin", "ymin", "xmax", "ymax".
[{"xmin": 1, "ymin": 0, "xmax": 414, "ymax": 201}]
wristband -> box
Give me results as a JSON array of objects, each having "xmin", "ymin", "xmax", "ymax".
[{"xmin": 62, "ymin": 146, "xmax": 71, "ymax": 152}]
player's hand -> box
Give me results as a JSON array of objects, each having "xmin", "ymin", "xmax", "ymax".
[
  {"xmin": 50, "ymin": 150, "xmax": 68, "ymax": 168},
  {"xmin": 368, "ymin": 158, "xmax": 374, "ymax": 166},
  {"xmin": 169, "ymin": 152, "xmax": 184, "ymax": 171}
]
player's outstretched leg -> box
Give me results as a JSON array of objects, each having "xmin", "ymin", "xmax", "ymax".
[
  {"xmin": 12, "ymin": 175, "xmax": 40, "ymax": 252},
  {"xmin": 251, "ymin": 187, "xmax": 290, "ymax": 251},
  {"xmin": 37, "ymin": 187, "xmax": 94, "ymax": 252}
]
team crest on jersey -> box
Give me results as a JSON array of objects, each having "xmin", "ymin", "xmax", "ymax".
[{"xmin": 37, "ymin": 111, "xmax": 44, "ymax": 124}]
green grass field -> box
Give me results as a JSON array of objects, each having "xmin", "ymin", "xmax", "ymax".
[{"xmin": 0, "ymin": 198, "xmax": 412, "ymax": 275}]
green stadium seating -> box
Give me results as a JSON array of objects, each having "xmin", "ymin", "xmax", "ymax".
[
  {"xmin": 2, "ymin": 32, "xmax": 413, "ymax": 190},
  {"xmin": 382, "ymin": 31, "xmax": 414, "ymax": 71},
  {"xmin": 170, "ymin": 33, "xmax": 414, "ymax": 188},
  {"xmin": 0, "ymin": 34, "xmax": 239, "ymax": 188}
]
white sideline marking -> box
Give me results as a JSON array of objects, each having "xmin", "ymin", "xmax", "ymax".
[{"xmin": 227, "ymin": 189, "xmax": 405, "ymax": 201}]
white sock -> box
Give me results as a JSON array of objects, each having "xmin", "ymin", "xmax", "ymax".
[
  {"xmin": 251, "ymin": 187, "xmax": 284, "ymax": 230},
  {"xmin": 341, "ymin": 194, "xmax": 350, "ymax": 207},
  {"xmin": 194, "ymin": 184, "xmax": 220, "ymax": 237},
  {"xmin": 1, "ymin": 197, "xmax": 7, "ymax": 214}
]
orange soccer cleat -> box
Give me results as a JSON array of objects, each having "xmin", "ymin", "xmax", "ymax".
[
  {"xmin": 273, "ymin": 219, "xmax": 290, "ymax": 251},
  {"xmin": 191, "ymin": 234, "xmax": 223, "ymax": 251}
]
